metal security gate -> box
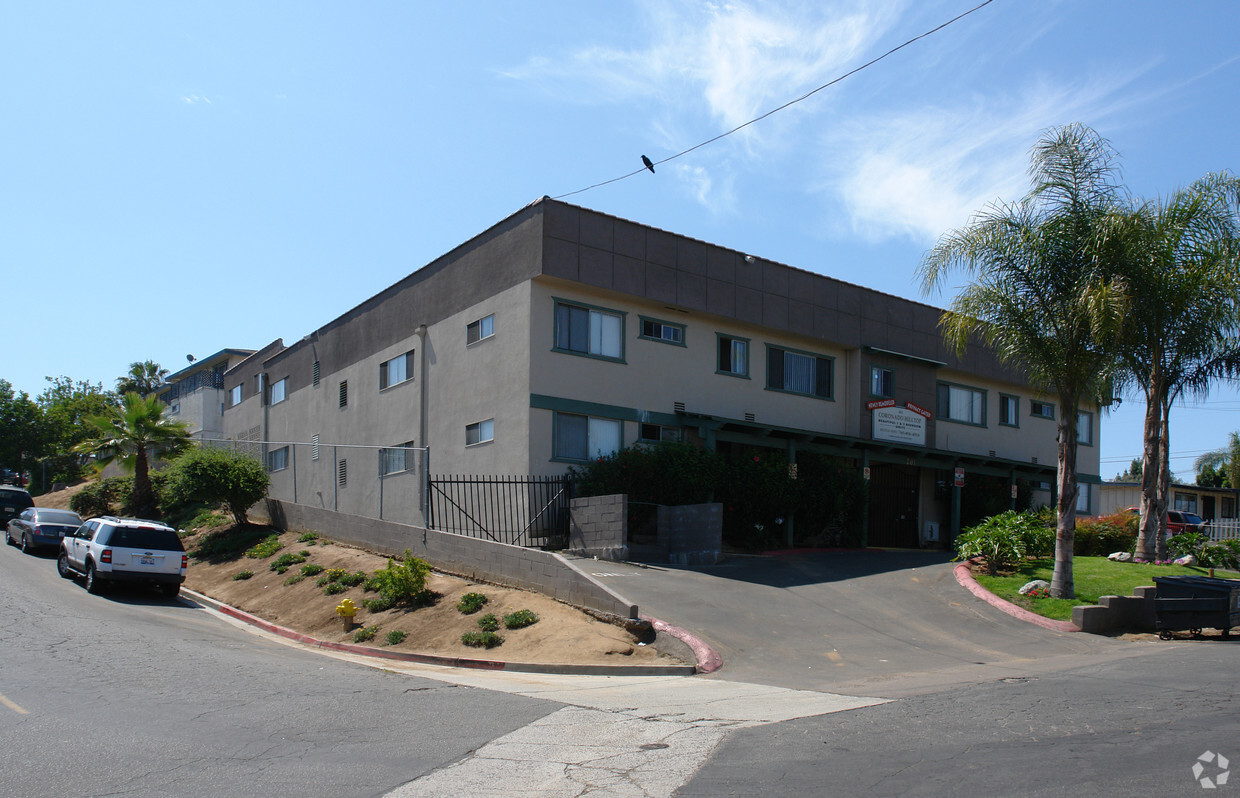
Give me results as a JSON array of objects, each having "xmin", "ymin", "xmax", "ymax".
[
  {"xmin": 867, "ymin": 464, "xmax": 920, "ymax": 548},
  {"xmin": 427, "ymin": 474, "xmax": 571, "ymax": 549}
]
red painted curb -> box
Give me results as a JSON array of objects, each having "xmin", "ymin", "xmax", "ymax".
[
  {"xmin": 184, "ymin": 589, "xmax": 698, "ymax": 676},
  {"xmin": 644, "ymin": 615, "xmax": 724, "ymax": 673},
  {"xmin": 953, "ymin": 560, "xmax": 1080, "ymax": 634}
]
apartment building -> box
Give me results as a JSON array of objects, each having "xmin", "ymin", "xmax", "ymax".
[{"xmin": 221, "ymin": 198, "xmax": 1100, "ymax": 547}]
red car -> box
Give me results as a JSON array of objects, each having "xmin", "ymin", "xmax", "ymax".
[{"xmin": 1126, "ymin": 507, "xmax": 1207, "ymax": 535}]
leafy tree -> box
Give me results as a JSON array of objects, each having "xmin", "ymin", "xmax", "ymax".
[
  {"xmin": 1196, "ymin": 431, "xmax": 1240, "ymax": 490},
  {"xmin": 74, "ymin": 392, "xmax": 192, "ymax": 519},
  {"xmin": 162, "ymin": 446, "xmax": 270, "ymax": 525},
  {"xmin": 116, "ymin": 360, "xmax": 169, "ymax": 396},
  {"xmin": 0, "ymin": 379, "xmax": 44, "ymax": 480},
  {"xmin": 1114, "ymin": 458, "xmax": 1143, "ymax": 482},
  {"xmin": 34, "ymin": 376, "xmax": 118, "ymax": 487},
  {"xmin": 1107, "ymin": 172, "xmax": 1240, "ymax": 561},
  {"xmin": 920, "ymin": 124, "xmax": 1128, "ymax": 599}
]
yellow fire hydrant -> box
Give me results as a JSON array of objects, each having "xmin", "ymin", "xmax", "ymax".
[{"xmin": 336, "ymin": 598, "xmax": 358, "ymax": 631}]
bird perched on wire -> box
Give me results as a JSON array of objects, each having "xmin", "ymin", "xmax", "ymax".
[{"xmin": 641, "ymin": 155, "xmax": 655, "ymax": 174}]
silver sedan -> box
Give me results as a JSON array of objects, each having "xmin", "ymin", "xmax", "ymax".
[{"xmin": 6, "ymin": 507, "xmax": 83, "ymax": 553}]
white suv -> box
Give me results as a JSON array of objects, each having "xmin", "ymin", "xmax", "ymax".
[{"xmin": 58, "ymin": 516, "xmax": 187, "ymax": 598}]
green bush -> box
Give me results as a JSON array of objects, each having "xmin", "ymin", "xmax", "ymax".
[
  {"xmin": 283, "ymin": 573, "xmax": 305, "ymax": 586},
  {"xmin": 338, "ymin": 570, "xmax": 367, "ymax": 587},
  {"xmin": 269, "ymin": 551, "xmax": 308, "ymax": 572},
  {"xmin": 323, "ymin": 582, "xmax": 349, "ymax": 596},
  {"xmin": 362, "ymin": 597, "xmax": 395, "ymax": 612},
  {"xmin": 367, "ymin": 549, "xmax": 432, "ymax": 607},
  {"xmin": 461, "ymin": 631, "xmax": 503, "ymax": 648},
  {"xmin": 352, "ymin": 625, "xmax": 379, "ymax": 643},
  {"xmin": 502, "ymin": 609, "xmax": 539, "ymax": 629},
  {"xmin": 385, "ymin": 630, "xmax": 407, "ymax": 646},
  {"xmin": 191, "ymin": 525, "xmax": 277, "ymax": 562},
  {"xmin": 476, "ymin": 613, "xmax": 499, "ymax": 632},
  {"xmin": 297, "ymin": 532, "xmax": 319, "ymax": 544},
  {"xmin": 456, "ymin": 592, "xmax": 488, "ymax": 614},
  {"xmin": 1168, "ymin": 532, "xmax": 1210, "ymax": 562},
  {"xmin": 1074, "ymin": 512, "xmax": 1138, "ymax": 556},
  {"xmin": 160, "ymin": 446, "xmax": 270, "ymax": 525},
  {"xmin": 300, "ymin": 563, "xmax": 324, "ymax": 576},
  {"xmin": 232, "ymin": 570, "xmax": 254, "ymax": 581},
  {"xmin": 1207, "ymin": 539, "xmax": 1240, "ymax": 570},
  {"xmin": 70, "ymin": 476, "xmax": 130, "ymax": 518},
  {"xmin": 955, "ymin": 510, "xmax": 1044, "ymax": 575},
  {"xmin": 244, "ymin": 535, "xmax": 284, "ymax": 559}
]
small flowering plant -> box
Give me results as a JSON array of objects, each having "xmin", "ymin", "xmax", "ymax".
[{"xmin": 1026, "ymin": 586, "xmax": 1052, "ymax": 599}]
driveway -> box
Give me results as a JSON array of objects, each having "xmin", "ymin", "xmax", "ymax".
[{"xmin": 574, "ymin": 550, "xmax": 1141, "ymax": 696}]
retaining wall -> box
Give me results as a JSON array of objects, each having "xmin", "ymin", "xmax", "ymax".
[{"xmin": 253, "ymin": 498, "xmax": 637, "ymax": 619}]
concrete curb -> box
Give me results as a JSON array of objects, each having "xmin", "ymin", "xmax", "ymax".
[
  {"xmin": 644, "ymin": 615, "xmax": 724, "ymax": 674},
  {"xmin": 953, "ymin": 560, "xmax": 1080, "ymax": 634},
  {"xmin": 182, "ymin": 588, "xmax": 700, "ymax": 676}
]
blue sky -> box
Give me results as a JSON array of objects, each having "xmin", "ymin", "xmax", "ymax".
[{"xmin": 4, "ymin": 1, "xmax": 1239, "ymax": 482}]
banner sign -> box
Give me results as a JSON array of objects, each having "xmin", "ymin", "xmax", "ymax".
[{"xmin": 872, "ymin": 405, "xmax": 927, "ymax": 446}]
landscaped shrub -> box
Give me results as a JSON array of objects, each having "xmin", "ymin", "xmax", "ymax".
[
  {"xmin": 191, "ymin": 525, "xmax": 278, "ymax": 562},
  {"xmin": 385, "ymin": 630, "xmax": 407, "ymax": 646},
  {"xmin": 502, "ymin": 609, "xmax": 539, "ymax": 629},
  {"xmin": 70, "ymin": 476, "xmax": 131, "ymax": 518},
  {"xmin": 269, "ymin": 551, "xmax": 308, "ymax": 573},
  {"xmin": 955, "ymin": 510, "xmax": 1042, "ymax": 575},
  {"xmin": 366, "ymin": 550, "xmax": 432, "ymax": 607},
  {"xmin": 352, "ymin": 625, "xmax": 379, "ymax": 643},
  {"xmin": 461, "ymin": 631, "xmax": 503, "ymax": 648},
  {"xmin": 476, "ymin": 613, "xmax": 499, "ymax": 632},
  {"xmin": 233, "ymin": 570, "xmax": 254, "ymax": 581},
  {"xmin": 244, "ymin": 535, "xmax": 284, "ymax": 559},
  {"xmin": 160, "ymin": 446, "xmax": 270, "ymax": 525},
  {"xmin": 297, "ymin": 532, "xmax": 319, "ymax": 544},
  {"xmin": 456, "ymin": 592, "xmax": 488, "ymax": 614},
  {"xmin": 1074, "ymin": 512, "xmax": 1138, "ymax": 557},
  {"xmin": 300, "ymin": 563, "xmax": 324, "ymax": 576}
]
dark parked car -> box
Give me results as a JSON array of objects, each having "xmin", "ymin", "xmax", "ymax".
[
  {"xmin": 0, "ymin": 486, "xmax": 34, "ymax": 528},
  {"xmin": 6, "ymin": 507, "xmax": 84, "ymax": 553}
]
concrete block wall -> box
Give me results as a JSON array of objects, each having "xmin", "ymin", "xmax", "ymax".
[
  {"xmin": 568, "ymin": 494, "xmax": 629, "ymax": 561},
  {"xmin": 254, "ymin": 498, "xmax": 637, "ymax": 619},
  {"xmin": 657, "ymin": 502, "xmax": 723, "ymax": 565},
  {"xmin": 1071, "ymin": 585, "xmax": 1157, "ymax": 634}
]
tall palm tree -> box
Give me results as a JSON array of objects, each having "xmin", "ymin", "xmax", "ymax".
[
  {"xmin": 920, "ymin": 124, "xmax": 1127, "ymax": 598},
  {"xmin": 116, "ymin": 360, "xmax": 169, "ymax": 396},
  {"xmin": 74, "ymin": 392, "xmax": 192, "ymax": 519},
  {"xmin": 1107, "ymin": 173, "xmax": 1240, "ymax": 560},
  {"xmin": 1195, "ymin": 431, "xmax": 1240, "ymax": 490}
]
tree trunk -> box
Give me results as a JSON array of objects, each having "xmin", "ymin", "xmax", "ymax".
[
  {"xmin": 132, "ymin": 447, "xmax": 156, "ymax": 519},
  {"xmin": 1136, "ymin": 393, "xmax": 1162, "ymax": 561},
  {"xmin": 1155, "ymin": 399, "xmax": 1173, "ymax": 562},
  {"xmin": 1050, "ymin": 406, "xmax": 1078, "ymax": 599}
]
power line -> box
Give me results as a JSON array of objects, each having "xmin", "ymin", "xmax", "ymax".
[{"xmin": 552, "ymin": 0, "xmax": 998, "ymax": 200}]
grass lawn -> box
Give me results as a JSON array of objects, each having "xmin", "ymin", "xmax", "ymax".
[{"xmin": 974, "ymin": 557, "xmax": 1240, "ymax": 621}]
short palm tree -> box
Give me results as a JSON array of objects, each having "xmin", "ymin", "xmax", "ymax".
[
  {"xmin": 74, "ymin": 392, "xmax": 192, "ymax": 519},
  {"xmin": 920, "ymin": 124, "xmax": 1127, "ymax": 598}
]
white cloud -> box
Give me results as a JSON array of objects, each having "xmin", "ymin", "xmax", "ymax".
[
  {"xmin": 181, "ymin": 94, "xmax": 212, "ymax": 105},
  {"xmin": 817, "ymin": 70, "xmax": 1155, "ymax": 244}
]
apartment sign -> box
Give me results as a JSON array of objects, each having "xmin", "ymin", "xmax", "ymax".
[{"xmin": 872, "ymin": 404, "xmax": 927, "ymax": 446}]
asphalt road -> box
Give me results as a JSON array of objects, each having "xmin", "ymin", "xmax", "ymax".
[{"xmin": 0, "ymin": 544, "xmax": 558, "ymax": 798}]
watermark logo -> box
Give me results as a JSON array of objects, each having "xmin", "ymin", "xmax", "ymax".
[{"xmin": 1193, "ymin": 751, "xmax": 1230, "ymax": 789}]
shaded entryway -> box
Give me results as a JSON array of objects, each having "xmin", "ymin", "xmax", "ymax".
[{"xmin": 866, "ymin": 464, "xmax": 920, "ymax": 547}]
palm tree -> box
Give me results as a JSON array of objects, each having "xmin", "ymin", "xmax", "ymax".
[
  {"xmin": 920, "ymin": 124, "xmax": 1127, "ymax": 598},
  {"xmin": 116, "ymin": 360, "xmax": 169, "ymax": 396},
  {"xmin": 74, "ymin": 392, "xmax": 192, "ymax": 519},
  {"xmin": 1107, "ymin": 173, "xmax": 1240, "ymax": 560},
  {"xmin": 1195, "ymin": 431, "xmax": 1240, "ymax": 492}
]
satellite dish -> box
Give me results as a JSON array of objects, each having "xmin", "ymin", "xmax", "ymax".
[{"xmin": 187, "ymin": 354, "xmax": 196, "ymax": 363}]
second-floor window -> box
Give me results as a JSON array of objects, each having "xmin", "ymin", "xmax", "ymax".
[
  {"xmin": 1077, "ymin": 411, "xmax": 1093, "ymax": 445},
  {"xmin": 1030, "ymin": 400, "xmax": 1055, "ymax": 419},
  {"xmin": 999, "ymin": 395, "xmax": 1018, "ymax": 427},
  {"xmin": 466, "ymin": 419, "xmax": 494, "ymax": 446},
  {"xmin": 380, "ymin": 350, "xmax": 414, "ymax": 390},
  {"xmin": 870, "ymin": 366, "xmax": 893, "ymax": 398},
  {"xmin": 717, "ymin": 334, "xmax": 749, "ymax": 377},
  {"xmin": 269, "ymin": 378, "xmax": 287, "ymax": 405},
  {"xmin": 230, "ymin": 385, "xmax": 242, "ymax": 407},
  {"xmin": 767, "ymin": 346, "xmax": 832, "ymax": 398},
  {"xmin": 937, "ymin": 383, "xmax": 985, "ymax": 425},
  {"xmin": 467, "ymin": 314, "xmax": 495, "ymax": 345},
  {"xmin": 555, "ymin": 300, "xmax": 624, "ymax": 360}
]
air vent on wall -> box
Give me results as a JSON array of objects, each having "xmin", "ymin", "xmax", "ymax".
[
  {"xmin": 1031, "ymin": 456, "xmax": 1038, "ymax": 464},
  {"xmin": 989, "ymin": 450, "xmax": 996, "ymax": 458},
  {"xmin": 674, "ymin": 401, "xmax": 686, "ymax": 413},
  {"xmin": 745, "ymin": 412, "xmax": 756, "ymax": 422}
]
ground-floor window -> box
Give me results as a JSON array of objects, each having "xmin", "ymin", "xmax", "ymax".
[
  {"xmin": 554, "ymin": 412, "xmax": 621, "ymax": 461},
  {"xmin": 1174, "ymin": 491, "xmax": 1198, "ymax": 514}
]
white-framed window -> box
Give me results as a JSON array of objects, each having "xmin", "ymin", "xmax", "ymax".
[
  {"xmin": 768, "ymin": 346, "xmax": 832, "ymax": 398},
  {"xmin": 554, "ymin": 412, "xmax": 621, "ymax": 461},
  {"xmin": 1077, "ymin": 411, "xmax": 1093, "ymax": 445},
  {"xmin": 555, "ymin": 300, "xmax": 624, "ymax": 360},
  {"xmin": 230, "ymin": 385, "xmax": 242, "ymax": 407},
  {"xmin": 870, "ymin": 366, "xmax": 893, "ymax": 398},
  {"xmin": 270, "ymin": 377, "xmax": 287, "ymax": 405},
  {"xmin": 467, "ymin": 314, "xmax": 495, "ymax": 345},
  {"xmin": 379, "ymin": 350, "xmax": 414, "ymax": 390},
  {"xmin": 639, "ymin": 317, "xmax": 685, "ymax": 346},
  {"xmin": 937, "ymin": 383, "xmax": 986, "ymax": 425},
  {"xmin": 380, "ymin": 441, "xmax": 415, "ymax": 476},
  {"xmin": 267, "ymin": 446, "xmax": 289, "ymax": 472},
  {"xmin": 466, "ymin": 419, "xmax": 494, "ymax": 447},
  {"xmin": 717, "ymin": 334, "xmax": 749, "ymax": 377},
  {"xmin": 999, "ymin": 395, "xmax": 1019, "ymax": 427},
  {"xmin": 1030, "ymin": 400, "xmax": 1055, "ymax": 419}
]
